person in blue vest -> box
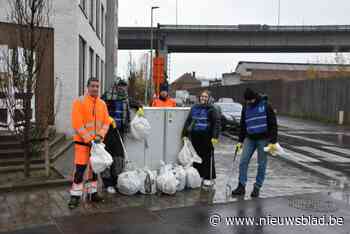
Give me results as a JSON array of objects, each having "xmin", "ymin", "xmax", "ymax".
[
  {"xmin": 231, "ymin": 88, "xmax": 278, "ymax": 198},
  {"xmin": 182, "ymin": 90, "xmax": 220, "ymax": 187},
  {"xmin": 101, "ymin": 79, "xmax": 143, "ymax": 194}
]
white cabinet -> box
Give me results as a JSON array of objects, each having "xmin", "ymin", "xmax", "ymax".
[{"xmin": 125, "ymin": 107, "xmax": 190, "ymax": 170}]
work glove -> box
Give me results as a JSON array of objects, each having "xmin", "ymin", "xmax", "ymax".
[
  {"xmin": 234, "ymin": 143, "xmax": 243, "ymax": 155},
  {"xmin": 211, "ymin": 138, "xmax": 219, "ymax": 146},
  {"xmin": 265, "ymin": 143, "xmax": 278, "ymax": 156},
  {"xmin": 109, "ymin": 116, "xmax": 117, "ymax": 129},
  {"xmin": 136, "ymin": 107, "xmax": 145, "ymax": 117}
]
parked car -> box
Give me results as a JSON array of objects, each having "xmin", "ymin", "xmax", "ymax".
[
  {"xmin": 214, "ymin": 102, "xmax": 243, "ymax": 132},
  {"xmin": 217, "ymin": 97, "xmax": 234, "ymax": 103}
]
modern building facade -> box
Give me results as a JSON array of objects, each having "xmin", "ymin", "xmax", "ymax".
[{"xmin": 0, "ymin": 0, "xmax": 118, "ymax": 135}]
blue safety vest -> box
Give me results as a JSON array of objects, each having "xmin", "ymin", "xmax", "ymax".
[
  {"xmin": 192, "ymin": 106, "xmax": 209, "ymax": 132},
  {"xmin": 114, "ymin": 100, "xmax": 124, "ymax": 130},
  {"xmin": 245, "ymin": 100, "xmax": 268, "ymax": 134}
]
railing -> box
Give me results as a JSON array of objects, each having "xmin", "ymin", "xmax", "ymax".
[{"xmin": 158, "ymin": 24, "xmax": 350, "ymax": 32}]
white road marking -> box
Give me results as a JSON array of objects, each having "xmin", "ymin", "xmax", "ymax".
[
  {"xmin": 279, "ymin": 132, "xmax": 335, "ymax": 146},
  {"xmin": 296, "ymin": 146, "xmax": 350, "ymax": 163},
  {"xmin": 322, "ymin": 146, "xmax": 350, "ymax": 156},
  {"xmin": 283, "ymin": 149, "xmax": 320, "ymax": 163}
]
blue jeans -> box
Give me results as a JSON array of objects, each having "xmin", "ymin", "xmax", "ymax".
[{"xmin": 238, "ymin": 138, "xmax": 268, "ymax": 188}]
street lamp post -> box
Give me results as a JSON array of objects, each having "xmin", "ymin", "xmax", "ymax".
[
  {"xmin": 278, "ymin": 0, "xmax": 281, "ymax": 26},
  {"xmin": 145, "ymin": 6, "xmax": 159, "ymax": 105},
  {"xmin": 176, "ymin": 0, "xmax": 178, "ymax": 25}
]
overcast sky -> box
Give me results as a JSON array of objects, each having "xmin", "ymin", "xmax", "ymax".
[{"xmin": 118, "ymin": 0, "xmax": 350, "ymax": 82}]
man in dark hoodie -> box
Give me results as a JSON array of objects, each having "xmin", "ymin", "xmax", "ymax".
[
  {"xmin": 231, "ymin": 88, "xmax": 278, "ymax": 198},
  {"xmin": 101, "ymin": 80, "xmax": 143, "ymax": 193}
]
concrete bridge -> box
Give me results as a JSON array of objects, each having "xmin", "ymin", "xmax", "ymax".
[{"xmin": 118, "ymin": 24, "xmax": 350, "ymax": 73}]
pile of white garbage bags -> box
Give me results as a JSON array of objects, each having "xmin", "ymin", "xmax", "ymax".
[
  {"xmin": 114, "ymin": 137, "xmax": 203, "ymax": 196},
  {"xmin": 116, "ymin": 162, "xmax": 202, "ymax": 196}
]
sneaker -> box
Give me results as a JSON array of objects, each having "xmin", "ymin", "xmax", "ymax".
[
  {"xmin": 68, "ymin": 196, "xmax": 80, "ymax": 209},
  {"xmin": 203, "ymin": 180, "xmax": 214, "ymax": 187},
  {"xmin": 107, "ymin": 186, "xmax": 116, "ymax": 194},
  {"xmin": 231, "ymin": 183, "xmax": 246, "ymax": 196}
]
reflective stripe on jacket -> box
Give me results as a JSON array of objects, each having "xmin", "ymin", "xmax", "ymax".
[{"xmin": 72, "ymin": 95, "xmax": 111, "ymax": 144}]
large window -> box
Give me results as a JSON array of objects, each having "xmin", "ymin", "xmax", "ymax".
[
  {"xmin": 101, "ymin": 5, "xmax": 104, "ymax": 42},
  {"xmin": 90, "ymin": 0, "xmax": 94, "ymax": 29},
  {"xmin": 95, "ymin": 55, "xmax": 100, "ymax": 80},
  {"xmin": 96, "ymin": 0, "xmax": 100, "ymax": 37},
  {"xmin": 79, "ymin": 36, "xmax": 86, "ymax": 96},
  {"xmin": 89, "ymin": 47, "xmax": 94, "ymax": 78}
]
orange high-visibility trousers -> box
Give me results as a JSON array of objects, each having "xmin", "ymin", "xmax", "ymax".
[{"xmin": 74, "ymin": 144, "xmax": 91, "ymax": 165}]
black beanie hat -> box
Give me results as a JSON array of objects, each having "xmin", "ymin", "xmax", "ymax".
[
  {"xmin": 244, "ymin": 88, "xmax": 257, "ymax": 100},
  {"xmin": 117, "ymin": 79, "xmax": 128, "ymax": 87},
  {"xmin": 160, "ymin": 82, "xmax": 169, "ymax": 92}
]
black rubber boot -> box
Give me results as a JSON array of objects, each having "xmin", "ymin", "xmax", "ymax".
[
  {"xmin": 89, "ymin": 193, "xmax": 105, "ymax": 203},
  {"xmin": 68, "ymin": 196, "xmax": 80, "ymax": 209},
  {"xmin": 231, "ymin": 183, "xmax": 245, "ymax": 196},
  {"xmin": 251, "ymin": 185, "xmax": 260, "ymax": 198}
]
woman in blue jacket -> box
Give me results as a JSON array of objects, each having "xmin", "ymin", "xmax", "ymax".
[{"xmin": 182, "ymin": 90, "xmax": 220, "ymax": 187}]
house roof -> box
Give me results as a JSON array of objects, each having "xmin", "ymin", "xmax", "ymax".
[
  {"xmin": 171, "ymin": 73, "xmax": 201, "ymax": 84},
  {"xmin": 235, "ymin": 61, "xmax": 350, "ymax": 73}
]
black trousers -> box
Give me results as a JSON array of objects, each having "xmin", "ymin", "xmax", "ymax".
[
  {"xmin": 190, "ymin": 131, "xmax": 216, "ymax": 180},
  {"xmin": 101, "ymin": 127, "xmax": 126, "ymax": 187}
]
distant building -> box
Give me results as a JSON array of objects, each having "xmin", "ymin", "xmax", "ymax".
[
  {"xmin": 235, "ymin": 61, "xmax": 350, "ymax": 82},
  {"xmin": 170, "ymin": 72, "xmax": 201, "ymax": 95},
  {"xmin": 222, "ymin": 72, "xmax": 241, "ymax": 86},
  {"xmin": 209, "ymin": 79, "xmax": 222, "ymax": 87}
]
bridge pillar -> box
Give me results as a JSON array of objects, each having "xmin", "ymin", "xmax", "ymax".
[{"xmin": 157, "ymin": 34, "xmax": 168, "ymax": 82}]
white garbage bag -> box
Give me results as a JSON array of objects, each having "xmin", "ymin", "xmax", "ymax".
[
  {"xmin": 90, "ymin": 142, "xmax": 113, "ymax": 173},
  {"xmin": 173, "ymin": 165, "xmax": 186, "ymax": 191},
  {"xmin": 178, "ymin": 138, "xmax": 202, "ymax": 167},
  {"xmin": 156, "ymin": 163, "xmax": 178, "ymax": 195},
  {"xmin": 185, "ymin": 166, "xmax": 201, "ymax": 189},
  {"xmin": 130, "ymin": 115, "xmax": 151, "ymax": 141},
  {"xmin": 159, "ymin": 161, "xmax": 173, "ymax": 175},
  {"xmin": 264, "ymin": 143, "xmax": 287, "ymax": 157},
  {"xmin": 117, "ymin": 170, "xmax": 142, "ymax": 195},
  {"xmin": 138, "ymin": 169, "xmax": 157, "ymax": 195}
]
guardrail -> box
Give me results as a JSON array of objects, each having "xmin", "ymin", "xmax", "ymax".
[{"xmin": 158, "ymin": 24, "xmax": 350, "ymax": 32}]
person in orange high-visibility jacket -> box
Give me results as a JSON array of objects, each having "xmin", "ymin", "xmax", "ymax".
[
  {"xmin": 152, "ymin": 82, "xmax": 176, "ymax": 107},
  {"xmin": 68, "ymin": 77, "xmax": 111, "ymax": 209}
]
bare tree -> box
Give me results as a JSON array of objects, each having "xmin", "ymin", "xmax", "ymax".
[
  {"xmin": 0, "ymin": 0, "xmax": 52, "ymax": 177},
  {"xmin": 127, "ymin": 52, "xmax": 146, "ymax": 103}
]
